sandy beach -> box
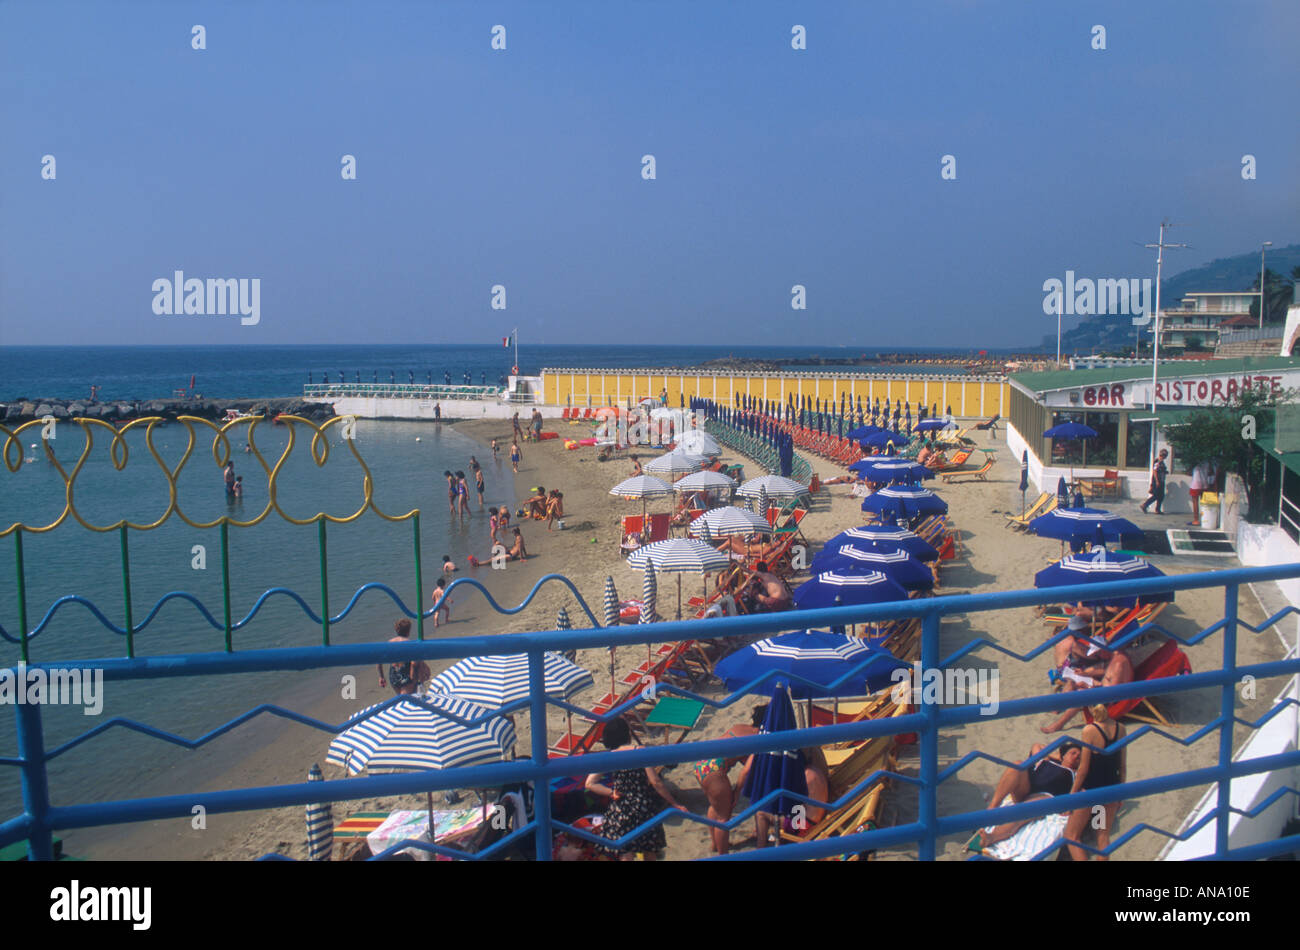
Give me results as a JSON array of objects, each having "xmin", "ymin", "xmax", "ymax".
[{"xmin": 74, "ymin": 417, "xmax": 1292, "ymax": 861}]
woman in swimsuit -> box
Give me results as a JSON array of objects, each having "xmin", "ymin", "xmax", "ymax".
[
  {"xmin": 690, "ymin": 706, "xmax": 764, "ymax": 854},
  {"xmin": 1064, "ymin": 704, "xmax": 1126, "ymax": 861},
  {"xmin": 456, "ymin": 471, "xmax": 470, "ymax": 518},
  {"xmin": 474, "ymin": 464, "xmax": 486, "ymax": 510},
  {"xmin": 980, "ymin": 741, "xmax": 1082, "ymax": 847},
  {"xmin": 444, "ymin": 470, "xmax": 457, "ymax": 516}
]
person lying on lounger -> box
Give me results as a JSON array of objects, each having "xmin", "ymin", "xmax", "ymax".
[
  {"xmin": 743, "ymin": 561, "xmax": 793, "ymax": 612},
  {"xmin": 980, "ymin": 741, "xmax": 1082, "ymax": 848},
  {"xmin": 1042, "ymin": 618, "xmax": 1134, "ymax": 733}
]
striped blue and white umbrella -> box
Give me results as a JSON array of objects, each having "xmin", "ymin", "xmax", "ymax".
[
  {"xmin": 610, "ymin": 474, "xmax": 672, "ymax": 521},
  {"xmin": 819, "ymin": 525, "xmax": 940, "ymax": 563},
  {"xmin": 629, "ymin": 538, "xmax": 732, "ymax": 619},
  {"xmin": 792, "ymin": 570, "xmax": 909, "ymax": 609},
  {"xmin": 849, "ymin": 459, "xmax": 934, "ymax": 483},
  {"xmin": 689, "ymin": 505, "xmax": 772, "ymax": 538},
  {"xmin": 861, "ymin": 485, "xmax": 949, "ymax": 521},
  {"xmin": 430, "ymin": 651, "xmax": 593, "ymax": 707},
  {"xmin": 714, "ymin": 630, "xmax": 908, "ymax": 699},
  {"xmin": 640, "ymin": 561, "xmax": 657, "ymax": 624},
  {"xmin": 673, "ymin": 469, "xmax": 736, "ymax": 493},
  {"xmin": 306, "ymin": 763, "xmax": 332, "ymax": 861},
  {"xmin": 1030, "ymin": 507, "xmax": 1140, "ymax": 544},
  {"xmin": 644, "ymin": 450, "xmax": 708, "ymax": 479},
  {"xmin": 737, "ymin": 475, "xmax": 808, "ymax": 500},
  {"xmin": 812, "ymin": 546, "xmax": 934, "ymax": 592},
  {"xmin": 556, "ymin": 606, "xmax": 576, "ymax": 663},
  {"xmin": 603, "ymin": 576, "xmax": 620, "ymax": 627},
  {"xmin": 326, "ymin": 694, "xmax": 516, "ymax": 775},
  {"xmin": 1034, "ymin": 547, "xmax": 1170, "ymax": 607}
]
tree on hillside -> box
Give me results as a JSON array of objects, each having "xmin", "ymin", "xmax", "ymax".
[
  {"xmin": 1247, "ymin": 268, "xmax": 1297, "ymax": 324},
  {"xmin": 1163, "ymin": 386, "xmax": 1297, "ymax": 521}
]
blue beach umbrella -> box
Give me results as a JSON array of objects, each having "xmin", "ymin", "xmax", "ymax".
[
  {"xmin": 819, "ymin": 525, "xmax": 940, "ymax": 562},
  {"xmin": 915, "ymin": 418, "xmax": 951, "ymax": 433},
  {"xmin": 1034, "ymin": 547, "xmax": 1170, "ymax": 608},
  {"xmin": 1044, "ymin": 421, "xmax": 1098, "ymax": 482},
  {"xmin": 861, "ymin": 430, "xmax": 911, "ymax": 451},
  {"xmin": 792, "ymin": 570, "xmax": 909, "ymax": 609},
  {"xmin": 861, "ymin": 485, "xmax": 949, "ymax": 522},
  {"xmin": 306, "ymin": 763, "xmax": 332, "ymax": 861},
  {"xmin": 850, "ymin": 459, "xmax": 934, "ymax": 484},
  {"xmin": 847, "ymin": 425, "xmax": 883, "ymax": 441},
  {"xmin": 714, "ymin": 630, "xmax": 908, "ymax": 699},
  {"xmin": 811, "ymin": 547, "xmax": 934, "ymax": 592},
  {"xmin": 741, "ymin": 687, "xmax": 808, "ymax": 822},
  {"xmin": 1056, "ymin": 476, "xmax": 1069, "ymax": 509},
  {"xmin": 1030, "ymin": 507, "xmax": 1142, "ymax": 544}
]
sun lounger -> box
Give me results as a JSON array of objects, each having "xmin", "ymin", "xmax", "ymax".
[
  {"xmin": 1006, "ymin": 492, "xmax": 1054, "ymax": 530},
  {"xmin": 974, "ymin": 413, "xmax": 1001, "ymax": 431},
  {"xmin": 1106, "ymin": 638, "xmax": 1191, "ymax": 725},
  {"xmin": 939, "ymin": 457, "xmax": 994, "ymax": 483}
]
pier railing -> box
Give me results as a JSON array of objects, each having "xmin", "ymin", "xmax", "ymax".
[
  {"xmin": 303, "ymin": 383, "xmax": 499, "ymax": 401},
  {"xmin": 3, "ymin": 566, "xmax": 1299, "ymax": 861}
]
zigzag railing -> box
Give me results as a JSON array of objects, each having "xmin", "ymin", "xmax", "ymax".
[{"xmin": 3, "ymin": 565, "xmax": 1299, "ymax": 861}]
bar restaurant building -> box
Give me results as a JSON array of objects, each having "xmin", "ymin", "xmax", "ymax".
[{"xmin": 1005, "ymin": 356, "xmax": 1300, "ymax": 509}]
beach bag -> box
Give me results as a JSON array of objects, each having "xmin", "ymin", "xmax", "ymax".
[{"xmin": 389, "ymin": 661, "xmax": 415, "ymax": 690}]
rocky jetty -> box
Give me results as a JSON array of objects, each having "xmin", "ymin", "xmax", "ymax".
[{"xmin": 0, "ymin": 396, "xmax": 337, "ymax": 425}]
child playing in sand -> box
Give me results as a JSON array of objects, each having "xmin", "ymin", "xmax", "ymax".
[{"xmin": 431, "ymin": 578, "xmax": 451, "ymax": 627}]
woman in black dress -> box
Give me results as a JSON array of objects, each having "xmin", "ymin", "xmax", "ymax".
[
  {"xmin": 1064, "ymin": 703, "xmax": 1126, "ymax": 861},
  {"xmin": 585, "ymin": 718, "xmax": 687, "ymax": 860}
]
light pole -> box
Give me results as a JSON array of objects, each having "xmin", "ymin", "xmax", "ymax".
[
  {"xmin": 1056, "ymin": 292, "xmax": 1062, "ymax": 366},
  {"xmin": 1259, "ymin": 241, "xmax": 1273, "ymax": 328},
  {"xmin": 1145, "ymin": 221, "xmax": 1188, "ymax": 469}
]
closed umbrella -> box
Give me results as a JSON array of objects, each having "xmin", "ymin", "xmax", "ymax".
[
  {"xmin": 1056, "ymin": 476, "xmax": 1070, "ymax": 510},
  {"xmin": 556, "ymin": 606, "xmax": 575, "ymax": 662},
  {"xmin": 714, "ymin": 630, "xmax": 907, "ymax": 699},
  {"xmin": 1019, "ymin": 450, "xmax": 1029, "ymax": 516},
  {"xmin": 640, "ymin": 562, "xmax": 658, "ymax": 625},
  {"xmin": 741, "ymin": 686, "xmax": 807, "ymax": 844},
  {"xmin": 603, "ymin": 577, "xmax": 620, "ymax": 692},
  {"xmin": 306, "ymin": 763, "xmax": 332, "ymax": 861}
]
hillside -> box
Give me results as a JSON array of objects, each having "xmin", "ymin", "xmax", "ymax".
[{"xmin": 1041, "ymin": 243, "xmax": 1300, "ymax": 354}]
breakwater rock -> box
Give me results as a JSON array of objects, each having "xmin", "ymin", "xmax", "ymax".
[{"xmin": 0, "ymin": 396, "xmax": 337, "ymax": 426}]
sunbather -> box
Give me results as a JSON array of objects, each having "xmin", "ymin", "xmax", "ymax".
[
  {"xmin": 507, "ymin": 527, "xmax": 528, "ymax": 561},
  {"xmin": 981, "ymin": 741, "xmax": 1082, "ymax": 847},
  {"xmin": 525, "ymin": 486, "xmax": 548, "ymax": 519},
  {"xmin": 1042, "ymin": 619, "xmax": 1135, "ymax": 733},
  {"xmin": 1063, "ymin": 704, "xmax": 1127, "ymax": 861},
  {"xmin": 746, "ymin": 561, "xmax": 793, "ymax": 612}
]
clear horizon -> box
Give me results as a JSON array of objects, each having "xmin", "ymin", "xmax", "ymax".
[{"xmin": 2, "ymin": 1, "xmax": 1297, "ymax": 348}]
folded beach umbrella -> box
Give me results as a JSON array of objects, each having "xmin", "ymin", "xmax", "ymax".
[
  {"xmin": 689, "ymin": 505, "xmax": 772, "ymax": 538},
  {"xmin": 1056, "ymin": 476, "xmax": 1069, "ymax": 510},
  {"xmin": 306, "ymin": 763, "xmax": 332, "ymax": 861},
  {"xmin": 603, "ymin": 577, "xmax": 620, "ymax": 627},
  {"xmin": 819, "ymin": 525, "xmax": 940, "ymax": 562},
  {"xmin": 741, "ymin": 687, "xmax": 807, "ymax": 823},
  {"xmin": 793, "ymin": 570, "xmax": 909, "ymax": 610},
  {"xmin": 640, "ymin": 562, "xmax": 658, "ymax": 624},
  {"xmin": 714, "ymin": 630, "xmax": 908, "ymax": 699},
  {"xmin": 673, "ymin": 469, "xmax": 736, "ymax": 494},
  {"xmin": 1019, "ymin": 450, "xmax": 1029, "ymax": 515},
  {"xmin": 1029, "ymin": 507, "xmax": 1141, "ymax": 544},
  {"xmin": 555, "ymin": 606, "xmax": 576, "ymax": 662},
  {"xmin": 850, "ymin": 459, "xmax": 934, "ymax": 484},
  {"xmin": 861, "ymin": 485, "xmax": 949, "ymax": 521},
  {"xmin": 610, "ymin": 473, "xmax": 672, "ymax": 521},
  {"xmin": 327, "ymin": 695, "xmax": 516, "ymax": 775},
  {"xmin": 811, "ymin": 547, "xmax": 934, "ymax": 591},
  {"xmin": 1034, "ymin": 547, "xmax": 1170, "ymax": 607},
  {"xmin": 737, "ymin": 474, "xmax": 809, "ymax": 501}
]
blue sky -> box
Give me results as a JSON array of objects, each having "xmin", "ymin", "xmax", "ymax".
[{"xmin": 1, "ymin": 0, "xmax": 1297, "ymax": 347}]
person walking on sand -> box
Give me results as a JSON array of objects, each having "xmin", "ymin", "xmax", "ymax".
[
  {"xmin": 491, "ymin": 438, "xmax": 500, "ymax": 461},
  {"xmin": 510, "ymin": 439, "xmax": 522, "ymax": 474},
  {"xmin": 512, "ymin": 412, "xmax": 523, "ymax": 443},
  {"xmin": 1139, "ymin": 449, "xmax": 1168, "ymax": 515}
]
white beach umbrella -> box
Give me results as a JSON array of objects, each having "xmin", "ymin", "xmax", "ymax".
[
  {"xmin": 627, "ymin": 538, "xmax": 733, "ymax": 619},
  {"xmin": 675, "ymin": 429, "xmax": 720, "ymax": 456},
  {"xmin": 610, "ymin": 474, "xmax": 672, "ymax": 521},
  {"xmin": 737, "ymin": 474, "xmax": 809, "ymax": 500},
  {"xmin": 689, "ymin": 505, "xmax": 772, "ymax": 538},
  {"xmin": 643, "ymin": 451, "xmax": 707, "ymax": 479},
  {"xmin": 673, "ymin": 469, "xmax": 736, "ymax": 493},
  {"xmin": 327, "ymin": 695, "xmax": 516, "ymax": 775},
  {"xmin": 429, "ymin": 653, "xmax": 593, "ymax": 708}
]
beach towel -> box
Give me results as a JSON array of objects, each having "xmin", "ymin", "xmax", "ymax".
[{"xmin": 984, "ymin": 812, "xmax": 1068, "ymax": 861}]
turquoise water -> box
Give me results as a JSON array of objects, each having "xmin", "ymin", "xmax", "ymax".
[{"xmin": 0, "ymin": 419, "xmax": 514, "ymax": 818}]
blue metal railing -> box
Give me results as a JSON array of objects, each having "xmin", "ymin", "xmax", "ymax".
[{"xmin": 3, "ymin": 565, "xmax": 1300, "ymax": 861}]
